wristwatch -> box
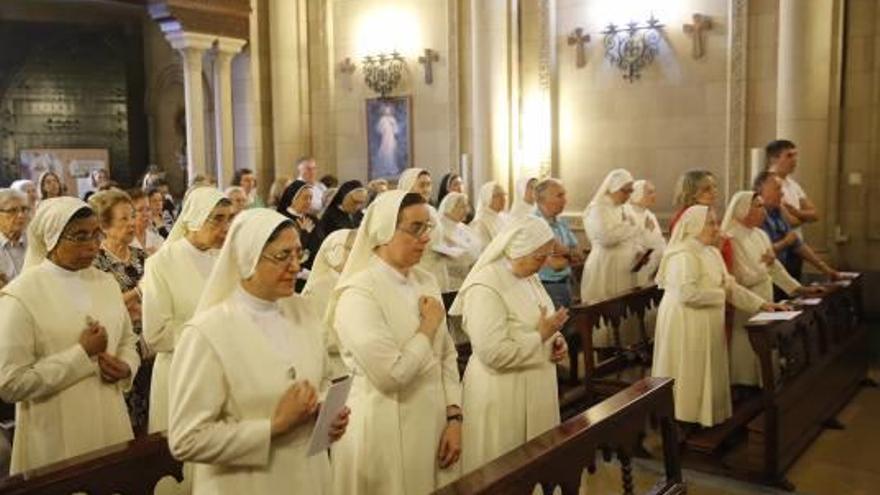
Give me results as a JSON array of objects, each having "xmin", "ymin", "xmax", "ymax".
[{"xmin": 446, "ymin": 413, "xmax": 463, "ymax": 423}]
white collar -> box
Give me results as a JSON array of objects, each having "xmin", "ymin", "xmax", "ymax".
[
  {"xmin": 374, "ymin": 255, "xmax": 412, "ymax": 286},
  {"xmin": 234, "ymin": 284, "xmax": 279, "ymax": 314},
  {"xmin": 42, "ymin": 259, "xmax": 86, "ymax": 279}
]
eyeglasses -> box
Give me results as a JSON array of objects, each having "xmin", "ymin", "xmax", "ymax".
[
  {"xmin": 397, "ymin": 221, "xmax": 435, "ymax": 238},
  {"xmin": 0, "ymin": 206, "xmax": 30, "ymax": 216},
  {"xmin": 261, "ymin": 248, "xmax": 310, "ymax": 266},
  {"xmin": 61, "ymin": 230, "xmax": 105, "ymax": 244},
  {"xmin": 206, "ymin": 213, "xmax": 236, "ymax": 226}
]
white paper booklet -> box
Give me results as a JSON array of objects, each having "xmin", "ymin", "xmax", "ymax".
[
  {"xmin": 306, "ymin": 375, "xmax": 353, "ymax": 456},
  {"xmin": 749, "ymin": 311, "xmax": 802, "ymax": 323}
]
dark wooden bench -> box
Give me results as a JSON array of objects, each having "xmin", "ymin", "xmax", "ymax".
[
  {"xmin": 0, "ymin": 433, "xmax": 182, "ymax": 495},
  {"xmin": 566, "ymin": 285, "xmax": 663, "ymax": 410},
  {"xmin": 433, "ymin": 377, "xmax": 685, "ymax": 495},
  {"xmin": 741, "ymin": 274, "xmax": 868, "ymax": 489},
  {"xmin": 679, "ymin": 274, "xmax": 868, "ymax": 491}
]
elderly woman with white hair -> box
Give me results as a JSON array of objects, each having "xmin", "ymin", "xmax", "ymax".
[
  {"xmin": 627, "ymin": 180, "xmax": 667, "ymax": 287},
  {"xmin": 0, "ymin": 197, "xmax": 140, "ymax": 473},
  {"xmin": 0, "ymin": 189, "xmax": 29, "ymax": 288},
  {"xmin": 651, "ymin": 205, "xmax": 783, "ymax": 427},
  {"xmin": 328, "ymin": 190, "xmax": 462, "ymax": 495},
  {"xmin": 10, "ymin": 180, "xmax": 37, "ymax": 215},
  {"xmin": 721, "ymin": 191, "xmax": 819, "ymax": 386},
  {"xmin": 141, "ymin": 187, "xmax": 233, "ymax": 433},
  {"xmin": 168, "ymin": 209, "xmax": 349, "ymax": 494},
  {"xmin": 580, "ymin": 169, "xmax": 647, "ymax": 346},
  {"xmin": 470, "ymin": 181, "xmax": 509, "ymax": 248},
  {"xmin": 450, "ymin": 216, "xmax": 569, "ymax": 472}
]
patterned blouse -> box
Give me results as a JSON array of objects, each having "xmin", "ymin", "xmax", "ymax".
[{"xmin": 92, "ymin": 245, "xmax": 150, "ymax": 435}]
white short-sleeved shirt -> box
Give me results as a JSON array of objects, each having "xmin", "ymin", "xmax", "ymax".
[{"xmin": 781, "ymin": 175, "xmax": 807, "ymax": 237}]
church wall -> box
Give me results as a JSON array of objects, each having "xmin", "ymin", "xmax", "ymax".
[
  {"xmin": 318, "ymin": 0, "xmax": 458, "ymax": 184},
  {"xmin": 839, "ymin": 0, "xmax": 880, "ymax": 270},
  {"xmin": 554, "ymin": 0, "xmax": 731, "ymax": 220}
]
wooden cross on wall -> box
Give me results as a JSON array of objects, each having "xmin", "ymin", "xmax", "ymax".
[
  {"xmin": 418, "ymin": 48, "xmax": 440, "ymax": 85},
  {"xmin": 567, "ymin": 27, "xmax": 591, "ymax": 68},
  {"xmin": 683, "ymin": 13, "xmax": 712, "ymax": 59}
]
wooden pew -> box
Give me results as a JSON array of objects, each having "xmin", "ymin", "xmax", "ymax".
[
  {"xmin": 741, "ymin": 275, "xmax": 868, "ymax": 489},
  {"xmin": 0, "ymin": 433, "xmax": 182, "ymax": 495},
  {"xmin": 433, "ymin": 377, "xmax": 685, "ymax": 495},
  {"xmin": 566, "ymin": 285, "xmax": 663, "ymax": 408}
]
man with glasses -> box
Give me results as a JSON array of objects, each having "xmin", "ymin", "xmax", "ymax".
[
  {"xmin": 0, "ymin": 189, "xmax": 30, "ymax": 288},
  {"xmin": 534, "ymin": 179, "xmax": 582, "ymax": 342}
]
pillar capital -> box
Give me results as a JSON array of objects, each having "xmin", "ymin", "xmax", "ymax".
[
  {"xmin": 215, "ymin": 36, "xmax": 247, "ymax": 56},
  {"xmin": 164, "ymin": 31, "xmax": 216, "ymax": 53}
]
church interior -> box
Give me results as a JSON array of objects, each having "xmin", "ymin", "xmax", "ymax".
[{"xmin": 0, "ymin": 0, "xmax": 879, "ymax": 494}]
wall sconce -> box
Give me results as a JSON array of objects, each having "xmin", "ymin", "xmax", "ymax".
[
  {"xmin": 602, "ymin": 15, "xmax": 664, "ymax": 82},
  {"xmin": 418, "ymin": 48, "xmax": 439, "ymax": 84},
  {"xmin": 362, "ymin": 51, "xmax": 406, "ymax": 97}
]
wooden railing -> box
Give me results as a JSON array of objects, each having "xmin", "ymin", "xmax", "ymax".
[
  {"xmin": 434, "ymin": 377, "xmax": 684, "ymax": 495},
  {"xmin": 741, "ymin": 274, "xmax": 867, "ymax": 488},
  {"xmin": 568, "ymin": 285, "xmax": 663, "ymax": 405},
  {"xmin": 0, "ymin": 381, "xmax": 681, "ymax": 495},
  {"xmin": 0, "ymin": 433, "xmax": 182, "ymax": 495}
]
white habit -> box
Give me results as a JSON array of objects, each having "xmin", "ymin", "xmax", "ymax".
[
  {"xmin": 581, "ymin": 170, "xmax": 644, "ymax": 346},
  {"xmin": 142, "ymin": 187, "xmax": 225, "ymax": 432},
  {"xmin": 328, "ymin": 190, "xmax": 462, "ymax": 495},
  {"xmin": 450, "ymin": 216, "xmax": 562, "ymax": 472},
  {"xmin": 0, "ymin": 197, "xmax": 139, "ymax": 473},
  {"xmin": 470, "ymin": 181, "xmax": 508, "ymax": 248},
  {"xmin": 651, "ymin": 206, "xmax": 765, "ymax": 426},
  {"xmin": 169, "ymin": 290, "xmax": 331, "ymax": 494},
  {"xmin": 722, "ymin": 192, "xmax": 800, "ymax": 386}
]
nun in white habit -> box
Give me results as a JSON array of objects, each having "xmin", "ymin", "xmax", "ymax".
[
  {"xmin": 301, "ymin": 228, "xmax": 356, "ymax": 378},
  {"xmin": 470, "ymin": 181, "xmax": 509, "ymax": 248},
  {"xmin": 142, "ymin": 187, "xmax": 232, "ymax": 433},
  {"xmin": 0, "ymin": 197, "xmax": 140, "ymax": 473},
  {"xmin": 397, "ymin": 168, "xmax": 449, "ymax": 288},
  {"xmin": 328, "ymin": 190, "xmax": 462, "ymax": 495},
  {"xmin": 508, "ymin": 176, "xmax": 537, "ymax": 219},
  {"xmin": 721, "ymin": 191, "xmax": 807, "ymax": 386},
  {"xmin": 651, "ymin": 206, "xmax": 779, "ymax": 427},
  {"xmin": 433, "ymin": 192, "xmax": 482, "ymax": 291},
  {"xmin": 580, "ymin": 169, "xmax": 645, "ymax": 346},
  {"xmin": 168, "ymin": 209, "xmax": 348, "ymax": 495},
  {"xmin": 627, "ymin": 180, "xmax": 667, "ymax": 287},
  {"xmin": 450, "ymin": 216, "xmax": 569, "ymax": 473}
]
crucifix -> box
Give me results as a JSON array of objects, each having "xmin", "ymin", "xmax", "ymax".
[
  {"xmin": 567, "ymin": 27, "xmax": 591, "ymax": 69},
  {"xmin": 683, "ymin": 13, "xmax": 712, "ymax": 59},
  {"xmin": 418, "ymin": 48, "xmax": 440, "ymax": 85}
]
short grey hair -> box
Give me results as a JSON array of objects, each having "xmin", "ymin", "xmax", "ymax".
[
  {"xmin": 224, "ymin": 186, "xmax": 246, "ymax": 197},
  {"xmin": 0, "ymin": 188, "xmax": 26, "ymax": 209},
  {"xmin": 534, "ymin": 178, "xmax": 563, "ymax": 202}
]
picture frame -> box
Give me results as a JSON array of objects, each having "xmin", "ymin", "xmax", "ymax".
[{"xmin": 366, "ymin": 96, "xmax": 412, "ymax": 180}]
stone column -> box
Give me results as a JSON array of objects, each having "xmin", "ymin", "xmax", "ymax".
[
  {"xmin": 165, "ymin": 32, "xmax": 215, "ymax": 182},
  {"xmin": 468, "ymin": 0, "xmax": 518, "ymax": 192},
  {"xmin": 776, "ymin": 0, "xmax": 839, "ymax": 249},
  {"xmin": 269, "ymin": 0, "xmax": 310, "ymax": 177},
  {"xmin": 213, "ymin": 37, "xmax": 247, "ymax": 188}
]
